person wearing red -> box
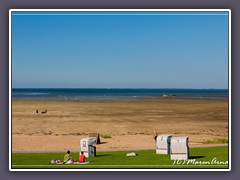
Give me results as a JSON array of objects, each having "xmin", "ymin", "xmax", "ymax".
[
  {"xmin": 153, "ymin": 131, "xmax": 158, "ymax": 142},
  {"xmin": 79, "ymin": 151, "xmax": 85, "ymax": 163}
]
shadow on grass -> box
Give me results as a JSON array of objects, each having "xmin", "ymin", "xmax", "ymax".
[
  {"xmin": 95, "ymin": 154, "xmax": 111, "ymax": 157},
  {"xmin": 189, "ymin": 156, "xmax": 205, "ymax": 159}
]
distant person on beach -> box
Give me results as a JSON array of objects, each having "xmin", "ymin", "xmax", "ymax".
[
  {"xmin": 153, "ymin": 131, "xmax": 158, "ymax": 142},
  {"xmin": 79, "ymin": 151, "xmax": 86, "ymax": 163},
  {"xmin": 36, "ymin": 109, "xmax": 38, "ymax": 113},
  {"xmin": 41, "ymin": 109, "xmax": 47, "ymax": 114},
  {"xmin": 63, "ymin": 150, "xmax": 73, "ymax": 164}
]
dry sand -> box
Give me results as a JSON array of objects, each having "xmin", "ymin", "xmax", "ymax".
[{"xmin": 12, "ymin": 97, "xmax": 228, "ymax": 152}]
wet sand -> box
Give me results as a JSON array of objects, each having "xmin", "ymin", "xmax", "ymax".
[{"xmin": 12, "ymin": 97, "xmax": 228, "ymax": 152}]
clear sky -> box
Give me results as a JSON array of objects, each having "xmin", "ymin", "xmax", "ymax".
[{"xmin": 12, "ymin": 11, "xmax": 229, "ymax": 89}]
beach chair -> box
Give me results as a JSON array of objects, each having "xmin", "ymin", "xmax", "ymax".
[
  {"xmin": 156, "ymin": 134, "xmax": 172, "ymax": 154},
  {"xmin": 170, "ymin": 137, "xmax": 189, "ymax": 160}
]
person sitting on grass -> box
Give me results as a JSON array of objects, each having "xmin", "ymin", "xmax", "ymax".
[
  {"xmin": 63, "ymin": 150, "xmax": 74, "ymax": 164},
  {"xmin": 79, "ymin": 151, "xmax": 86, "ymax": 163}
]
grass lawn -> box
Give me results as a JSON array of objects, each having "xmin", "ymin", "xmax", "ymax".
[{"xmin": 11, "ymin": 146, "xmax": 229, "ymax": 169}]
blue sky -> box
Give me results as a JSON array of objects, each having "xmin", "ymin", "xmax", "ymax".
[{"xmin": 12, "ymin": 11, "xmax": 229, "ymax": 88}]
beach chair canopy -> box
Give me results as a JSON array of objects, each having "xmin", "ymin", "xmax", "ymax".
[
  {"xmin": 156, "ymin": 134, "xmax": 172, "ymax": 149},
  {"xmin": 171, "ymin": 137, "xmax": 189, "ymax": 154},
  {"xmin": 89, "ymin": 133, "xmax": 101, "ymax": 144}
]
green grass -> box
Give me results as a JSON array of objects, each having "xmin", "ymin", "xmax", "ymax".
[
  {"xmin": 11, "ymin": 146, "xmax": 229, "ymax": 169},
  {"xmin": 100, "ymin": 134, "xmax": 112, "ymax": 139},
  {"xmin": 203, "ymin": 138, "xmax": 228, "ymax": 144}
]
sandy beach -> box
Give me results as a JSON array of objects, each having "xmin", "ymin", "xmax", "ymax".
[{"xmin": 12, "ymin": 97, "xmax": 228, "ymax": 152}]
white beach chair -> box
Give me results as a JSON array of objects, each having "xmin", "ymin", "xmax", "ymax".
[
  {"xmin": 156, "ymin": 134, "xmax": 172, "ymax": 154},
  {"xmin": 170, "ymin": 137, "xmax": 189, "ymax": 160}
]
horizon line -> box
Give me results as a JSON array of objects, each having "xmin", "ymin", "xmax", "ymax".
[{"xmin": 12, "ymin": 87, "xmax": 228, "ymax": 90}]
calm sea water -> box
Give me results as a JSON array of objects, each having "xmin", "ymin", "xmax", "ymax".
[{"xmin": 12, "ymin": 88, "xmax": 228, "ymax": 101}]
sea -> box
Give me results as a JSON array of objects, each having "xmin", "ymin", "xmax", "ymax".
[{"xmin": 12, "ymin": 88, "xmax": 228, "ymax": 101}]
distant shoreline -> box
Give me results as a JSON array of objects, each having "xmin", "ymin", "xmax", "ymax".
[
  {"xmin": 12, "ymin": 95, "xmax": 228, "ymax": 102},
  {"xmin": 12, "ymin": 88, "xmax": 228, "ymax": 101}
]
